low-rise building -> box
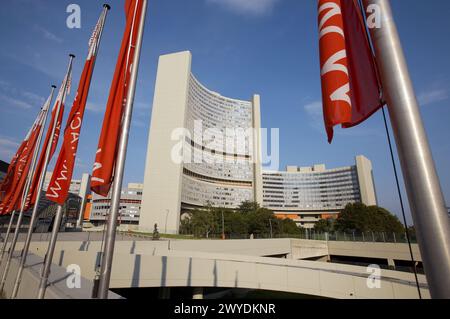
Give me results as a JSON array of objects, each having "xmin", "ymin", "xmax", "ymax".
[{"xmin": 89, "ymin": 183, "xmax": 143, "ymax": 225}]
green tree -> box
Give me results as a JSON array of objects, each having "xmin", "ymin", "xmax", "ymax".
[
  {"xmin": 187, "ymin": 208, "xmax": 218, "ymax": 238},
  {"xmin": 334, "ymin": 203, "xmax": 404, "ymax": 233},
  {"xmin": 238, "ymin": 201, "xmax": 261, "ymax": 213},
  {"xmin": 245, "ymin": 207, "xmax": 275, "ymax": 237},
  {"xmin": 277, "ymin": 218, "xmax": 302, "ymax": 236},
  {"xmin": 314, "ymin": 218, "xmax": 335, "ymax": 233},
  {"xmin": 179, "ymin": 201, "xmax": 302, "ymax": 238}
]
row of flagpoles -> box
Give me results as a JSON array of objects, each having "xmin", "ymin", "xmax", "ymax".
[
  {"xmin": 0, "ymin": 0, "xmax": 149, "ymax": 298},
  {"xmin": 0, "ymin": 0, "xmax": 449, "ymax": 299}
]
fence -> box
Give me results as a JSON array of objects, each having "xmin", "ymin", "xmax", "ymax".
[{"xmin": 177, "ymin": 229, "xmax": 417, "ymax": 243}]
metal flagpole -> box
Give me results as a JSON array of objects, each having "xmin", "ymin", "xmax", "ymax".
[
  {"xmin": 97, "ymin": 0, "xmax": 148, "ymax": 299},
  {"xmin": 25, "ymin": 53, "xmax": 73, "ymax": 295},
  {"xmin": 75, "ymin": 4, "xmax": 110, "ymax": 231},
  {"xmin": 36, "ymin": 205, "xmax": 63, "ymax": 298},
  {"xmin": 362, "ymin": 0, "xmax": 450, "ymax": 298},
  {"xmin": 0, "ymin": 84, "xmax": 57, "ymax": 292},
  {"xmin": 35, "ymin": 5, "xmax": 110, "ymax": 300},
  {"xmin": 11, "ymin": 85, "xmax": 63, "ymax": 299},
  {"xmin": 0, "ymin": 211, "xmax": 16, "ymax": 261}
]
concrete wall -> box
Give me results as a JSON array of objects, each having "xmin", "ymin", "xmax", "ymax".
[
  {"xmin": 16, "ymin": 240, "xmax": 428, "ymax": 299},
  {"xmin": 355, "ymin": 155, "xmax": 377, "ymax": 206},
  {"xmin": 328, "ymin": 241, "xmax": 422, "ymax": 262},
  {"xmin": 252, "ymin": 94, "xmax": 264, "ymax": 205},
  {"xmin": 140, "ymin": 51, "xmax": 192, "ymax": 234},
  {"xmin": 0, "ymin": 253, "xmax": 121, "ymax": 299},
  {"xmin": 5, "ymin": 238, "xmax": 428, "ymax": 299}
]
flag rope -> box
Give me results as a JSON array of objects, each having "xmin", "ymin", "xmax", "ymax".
[{"xmin": 381, "ymin": 106, "xmax": 422, "ymax": 299}]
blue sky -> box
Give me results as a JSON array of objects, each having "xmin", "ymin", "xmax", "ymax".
[{"xmin": 0, "ymin": 0, "xmax": 449, "ymax": 224}]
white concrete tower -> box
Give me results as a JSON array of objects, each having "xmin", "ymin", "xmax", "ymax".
[{"xmin": 140, "ymin": 51, "xmax": 262, "ymax": 234}]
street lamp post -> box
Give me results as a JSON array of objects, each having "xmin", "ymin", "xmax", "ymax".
[
  {"xmin": 269, "ymin": 219, "xmax": 273, "ymax": 239},
  {"xmin": 165, "ymin": 209, "xmax": 169, "ymax": 234},
  {"xmin": 221, "ymin": 211, "xmax": 225, "ymax": 240}
]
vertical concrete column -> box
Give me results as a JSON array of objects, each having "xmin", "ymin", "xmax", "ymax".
[
  {"xmin": 252, "ymin": 94, "xmax": 263, "ymax": 205},
  {"xmin": 388, "ymin": 258, "xmax": 396, "ymax": 270},
  {"xmin": 140, "ymin": 51, "xmax": 192, "ymax": 234},
  {"xmin": 192, "ymin": 287, "xmax": 204, "ymax": 299}
]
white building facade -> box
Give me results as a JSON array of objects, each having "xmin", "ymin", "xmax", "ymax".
[
  {"xmin": 140, "ymin": 51, "xmax": 262, "ymax": 234},
  {"xmin": 262, "ymin": 155, "xmax": 377, "ymax": 228},
  {"xmin": 89, "ymin": 183, "xmax": 143, "ymax": 225}
]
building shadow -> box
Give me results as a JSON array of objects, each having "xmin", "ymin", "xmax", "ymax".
[
  {"xmin": 187, "ymin": 257, "xmax": 192, "ymax": 287},
  {"xmin": 213, "ymin": 260, "xmax": 217, "ymax": 287},
  {"xmin": 58, "ymin": 250, "xmax": 65, "ymax": 266},
  {"xmin": 79, "ymin": 241, "xmax": 90, "ymax": 251},
  {"xmin": 160, "ymin": 256, "xmax": 167, "ymax": 286},
  {"xmin": 131, "ymin": 254, "xmax": 141, "ymax": 287}
]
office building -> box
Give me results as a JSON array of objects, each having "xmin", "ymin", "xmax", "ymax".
[
  {"xmin": 140, "ymin": 51, "xmax": 262, "ymax": 234},
  {"xmin": 89, "ymin": 183, "xmax": 143, "ymax": 225},
  {"xmin": 262, "ymin": 155, "xmax": 377, "ymax": 228}
]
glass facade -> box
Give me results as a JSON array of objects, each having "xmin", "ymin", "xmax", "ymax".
[{"xmin": 262, "ymin": 166, "xmax": 362, "ymax": 211}]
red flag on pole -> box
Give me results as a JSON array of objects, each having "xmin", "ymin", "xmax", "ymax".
[
  {"xmin": 46, "ymin": 9, "xmax": 107, "ymax": 205},
  {"xmin": 91, "ymin": 0, "xmax": 144, "ymax": 196},
  {"xmin": 24, "ymin": 72, "xmax": 72, "ymax": 210},
  {"xmin": 0, "ymin": 140, "xmax": 27, "ymax": 202},
  {"xmin": 318, "ymin": 0, "xmax": 383, "ymax": 143},
  {"xmin": 0, "ymin": 107, "xmax": 46, "ymax": 215}
]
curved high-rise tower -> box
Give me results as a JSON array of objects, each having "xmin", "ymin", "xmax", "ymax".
[{"xmin": 140, "ymin": 51, "xmax": 262, "ymax": 234}]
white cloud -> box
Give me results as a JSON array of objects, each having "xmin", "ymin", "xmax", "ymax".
[
  {"xmin": 86, "ymin": 102, "xmax": 104, "ymax": 113},
  {"xmin": 0, "ymin": 93, "xmax": 33, "ymax": 109},
  {"xmin": 21, "ymin": 91, "xmax": 45, "ymax": 105},
  {"xmin": 417, "ymin": 88, "xmax": 449, "ymax": 106},
  {"xmin": 303, "ymin": 100, "xmax": 324, "ymax": 130},
  {"xmin": 303, "ymin": 100, "xmax": 382, "ymax": 138},
  {"xmin": 33, "ymin": 25, "xmax": 63, "ymax": 44},
  {"xmin": 0, "ymin": 80, "xmax": 45, "ymax": 110},
  {"xmin": 0, "ymin": 136, "xmax": 19, "ymax": 161},
  {"xmin": 206, "ymin": 0, "xmax": 280, "ymax": 16}
]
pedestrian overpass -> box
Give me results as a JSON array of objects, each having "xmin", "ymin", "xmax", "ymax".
[{"xmin": 1, "ymin": 236, "xmax": 429, "ymax": 299}]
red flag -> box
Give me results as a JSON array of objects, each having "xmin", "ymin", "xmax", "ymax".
[
  {"xmin": 46, "ymin": 10, "xmax": 107, "ymax": 205},
  {"xmin": 0, "ymin": 108, "xmax": 45, "ymax": 214},
  {"xmin": 91, "ymin": 0, "xmax": 144, "ymax": 196},
  {"xmin": 0, "ymin": 140, "xmax": 27, "ymax": 202},
  {"xmin": 24, "ymin": 71, "xmax": 72, "ymax": 210},
  {"xmin": 318, "ymin": 0, "xmax": 383, "ymax": 143},
  {"xmin": 4, "ymin": 121, "xmax": 43, "ymax": 213}
]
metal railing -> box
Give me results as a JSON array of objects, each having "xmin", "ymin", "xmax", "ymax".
[{"xmin": 177, "ymin": 229, "xmax": 417, "ymax": 243}]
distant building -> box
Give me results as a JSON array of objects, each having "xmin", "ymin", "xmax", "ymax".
[
  {"xmin": 43, "ymin": 172, "xmax": 91, "ymax": 199},
  {"xmin": 0, "ymin": 160, "xmax": 9, "ymax": 184},
  {"xmin": 89, "ymin": 183, "xmax": 143, "ymax": 225},
  {"xmin": 262, "ymin": 155, "xmax": 377, "ymax": 228},
  {"xmin": 33, "ymin": 172, "xmax": 91, "ymax": 231}
]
